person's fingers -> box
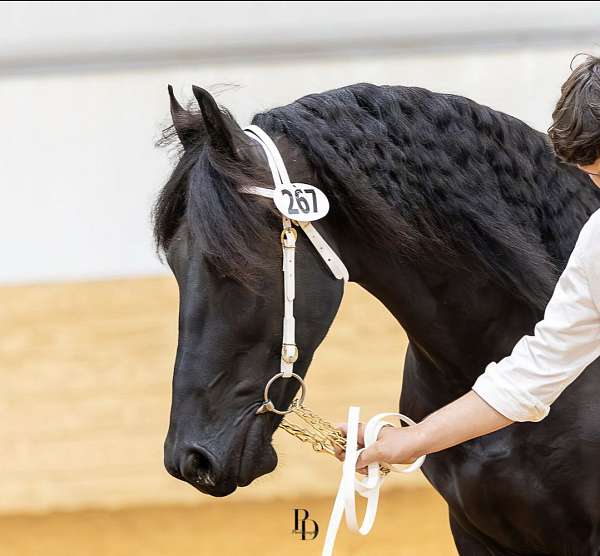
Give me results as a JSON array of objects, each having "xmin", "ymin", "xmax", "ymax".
[
  {"xmin": 333, "ymin": 423, "xmax": 346, "ymax": 462},
  {"xmin": 356, "ymin": 422, "xmax": 366, "ymax": 448},
  {"xmin": 334, "ymin": 421, "xmax": 388, "ymax": 464},
  {"xmin": 333, "ymin": 444, "xmax": 345, "ymax": 462},
  {"xmin": 335, "ymin": 421, "xmax": 366, "ymax": 447},
  {"xmin": 378, "ymin": 423, "xmax": 395, "ymax": 440},
  {"xmin": 335, "ymin": 423, "xmax": 347, "ymax": 435},
  {"xmin": 355, "ymin": 441, "xmax": 385, "ymax": 470}
]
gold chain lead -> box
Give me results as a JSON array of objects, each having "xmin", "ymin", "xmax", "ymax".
[{"xmin": 279, "ymin": 400, "xmax": 390, "ymax": 475}]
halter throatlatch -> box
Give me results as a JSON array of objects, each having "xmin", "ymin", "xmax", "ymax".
[{"xmin": 240, "ymin": 125, "xmax": 425, "ymax": 556}]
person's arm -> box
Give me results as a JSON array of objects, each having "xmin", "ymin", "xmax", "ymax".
[
  {"xmin": 336, "ymin": 391, "xmax": 510, "ymax": 472},
  {"xmin": 470, "ymin": 210, "xmax": 600, "ymax": 424},
  {"xmin": 344, "ymin": 210, "xmax": 600, "ymax": 470},
  {"xmin": 406, "ymin": 390, "xmax": 512, "ymax": 454}
]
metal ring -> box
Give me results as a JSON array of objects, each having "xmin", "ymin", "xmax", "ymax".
[{"xmin": 260, "ymin": 372, "xmax": 306, "ymax": 415}]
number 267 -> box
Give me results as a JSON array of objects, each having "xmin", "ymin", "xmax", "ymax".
[{"xmin": 282, "ymin": 188, "xmax": 318, "ymax": 214}]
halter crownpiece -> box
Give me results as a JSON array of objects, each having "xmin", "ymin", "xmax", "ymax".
[{"xmin": 240, "ymin": 124, "xmax": 425, "ymax": 555}]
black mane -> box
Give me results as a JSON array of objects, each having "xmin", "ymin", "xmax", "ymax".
[{"xmin": 154, "ymin": 83, "xmax": 600, "ymax": 308}]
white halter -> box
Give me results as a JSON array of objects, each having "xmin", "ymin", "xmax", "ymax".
[
  {"xmin": 240, "ymin": 125, "xmax": 425, "ymax": 556},
  {"xmin": 242, "ymin": 125, "xmax": 348, "ymax": 385}
]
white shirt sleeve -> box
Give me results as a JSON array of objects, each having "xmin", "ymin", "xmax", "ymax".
[{"xmin": 472, "ymin": 209, "xmax": 600, "ymax": 422}]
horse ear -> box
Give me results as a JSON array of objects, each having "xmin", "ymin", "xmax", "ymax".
[
  {"xmin": 168, "ymin": 85, "xmax": 197, "ymax": 149},
  {"xmin": 192, "ymin": 85, "xmax": 243, "ymax": 157}
]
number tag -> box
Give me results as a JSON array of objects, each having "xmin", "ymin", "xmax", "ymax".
[{"xmin": 273, "ymin": 183, "xmax": 330, "ymax": 222}]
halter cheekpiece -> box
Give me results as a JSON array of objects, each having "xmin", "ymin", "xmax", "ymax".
[{"xmin": 241, "ymin": 124, "xmax": 349, "ymax": 415}]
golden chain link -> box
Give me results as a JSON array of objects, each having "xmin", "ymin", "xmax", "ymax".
[{"xmin": 279, "ymin": 399, "xmax": 390, "ymax": 475}]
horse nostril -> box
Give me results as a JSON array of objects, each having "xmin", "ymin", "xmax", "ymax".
[
  {"xmin": 180, "ymin": 448, "xmax": 217, "ymax": 487},
  {"xmin": 164, "ymin": 459, "xmax": 183, "ymax": 481}
]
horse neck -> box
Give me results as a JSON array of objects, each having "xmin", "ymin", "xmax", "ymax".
[{"xmin": 338, "ymin": 237, "xmax": 538, "ymax": 396}]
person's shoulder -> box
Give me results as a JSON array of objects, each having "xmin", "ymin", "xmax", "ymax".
[
  {"xmin": 580, "ymin": 208, "xmax": 600, "ymax": 243},
  {"xmin": 576, "ymin": 208, "xmax": 600, "ymax": 274},
  {"xmin": 587, "ymin": 207, "xmax": 600, "ymax": 226}
]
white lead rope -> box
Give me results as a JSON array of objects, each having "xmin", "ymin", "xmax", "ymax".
[
  {"xmin": 240, "ymin": 124, "xmax": 425, "ymax": 555},
  {"xmin": 322, "ymin": 407, "xmax": 426, "ymax": 556}
]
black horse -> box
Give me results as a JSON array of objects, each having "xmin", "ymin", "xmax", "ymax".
[{"xmin": 154, "ymin": 82, "xmax": 600, "ymax": 554}]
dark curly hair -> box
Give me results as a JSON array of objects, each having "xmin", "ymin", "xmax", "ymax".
[
  {"xmin": 548, "ymin": 54, "xmax": 600, "ymax": 165},
  {"xmin": 155, "ymin": 83, "xmax": 600, "ymax": 309}
]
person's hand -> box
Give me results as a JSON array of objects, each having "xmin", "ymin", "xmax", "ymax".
[{"xmin": 333, "ymin": 422, "xmax": 424, "ymax": 475}]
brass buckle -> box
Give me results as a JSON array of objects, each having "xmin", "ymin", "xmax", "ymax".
[
  {"xmin": 282, "ymin": 343, "xmax": 299, "ymax": 364},
  {"xmin": 280, "ymin": 227, "xmax": 297, "ymax": 247}
]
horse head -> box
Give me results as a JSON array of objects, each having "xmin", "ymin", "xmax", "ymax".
[{"xmin": 157, "ymin": 86, "xmax": 345, "ymax": 496}]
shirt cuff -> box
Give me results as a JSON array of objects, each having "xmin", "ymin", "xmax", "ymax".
[{"xmin": 472, "ymin": 364, "xmax": 550, "ymax": 423}]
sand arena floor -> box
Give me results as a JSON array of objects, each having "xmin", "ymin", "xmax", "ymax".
[
  {"xmin": 1, "ymin": 277, "xmax": 456, "ymax": 554},
  {"xmin": 0, "ymin": 487, "xmax": 456, "ymax": 556}
]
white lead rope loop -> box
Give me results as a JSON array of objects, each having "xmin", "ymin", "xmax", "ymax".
[{"xmin": 322, "ymin": 407, "xmax": 426, "ymax": 556}]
